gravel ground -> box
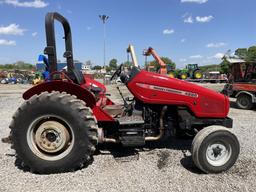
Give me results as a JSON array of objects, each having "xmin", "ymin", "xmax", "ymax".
[{"xmin": 0, "ymin": 83, "xmax": 256, "ymax": 192}]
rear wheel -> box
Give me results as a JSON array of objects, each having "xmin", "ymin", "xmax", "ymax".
[
  {"xmin": 10, "ymin": 91, "xmax": 98, "ymax": 174},
  {"xmin": 236, "ymin": 93, "xmax": 253, "ymax": 110},
  {"xmin": 180, "ymin": 73, "xmax": 188, "ymax": 80},
  {"xmin": 191, "ymin": 126, "xmax": 239, "ymax": 173},
  {"xmin": 193, "ymin": 70, "xmax": 202, "ymax": 79}
]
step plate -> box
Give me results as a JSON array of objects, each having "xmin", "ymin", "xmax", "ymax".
[
  {"xmin": 117, "ymin": 115, "xmax": 144, "ymax": 125},
  {"xmin": 117, "ymin": 115, "xmax": 145, "ymax": 147}
]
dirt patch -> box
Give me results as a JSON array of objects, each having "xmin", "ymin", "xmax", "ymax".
[{"xmin": 157, "ymin": 150, "xmax": 170, "ymax": 169}]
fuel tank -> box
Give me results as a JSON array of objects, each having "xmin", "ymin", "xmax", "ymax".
[{"xmin": 127, "ymin": 70, "xmax": 229, "ymax": 118}]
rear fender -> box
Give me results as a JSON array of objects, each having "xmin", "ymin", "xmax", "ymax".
[
  {"xmin": 23, "ymin": 81, "xmax": 96, "ymax": 108},
  {"xmin": 23, "ymin": 81, "xmax": 115, "ymax": 122}
]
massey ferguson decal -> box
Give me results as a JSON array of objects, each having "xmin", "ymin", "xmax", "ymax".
[{"xmin": 136, "ymin": 83, "xmax": 198, "ymax": 98}]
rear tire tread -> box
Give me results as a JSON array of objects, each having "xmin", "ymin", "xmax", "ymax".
[{"xmin": 10, "ymin": 91, "xmax": 98, "ymax": 174}]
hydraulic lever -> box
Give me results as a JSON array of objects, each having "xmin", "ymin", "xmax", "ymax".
[{"xmin": 116, "ymin": 86, "xmax": 128, "ymax": 108}]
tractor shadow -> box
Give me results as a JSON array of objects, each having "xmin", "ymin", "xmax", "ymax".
[
  {"xmin": 96, "ymin": 144, "xmax": 140, "ymax": 162},
  {"xmin": 151, "ymin": 138, "xmax": 203, "ymax": 174},
  {"xmin": 179, "ymin": 153, "xmax": 203, "ymax": 174},
  {"xmin": 96, "ymin": 137, "xmax": 203, "ymax": 174},
  {"xmin": 11, "ymin": 138, "xmax": 201, "ymax": 174}
]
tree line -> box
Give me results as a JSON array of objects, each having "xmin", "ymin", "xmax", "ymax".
[
  {"xmin": 92, "ymin": 57, "xmax": 176, "ymax": 72},
  {"xmin": 0, "ymin": 61, "xmax": 35, "ymax": 70},
  {"xmin": 2, "ymin": 46, "xmax": 256, "ymax": 74}
]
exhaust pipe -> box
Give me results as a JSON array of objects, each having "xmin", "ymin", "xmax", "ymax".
[
  {"xmin": 97, "ymin": 128, "xmax": 119, "ymax": 143},
  {"xmin": 145, "ymin": 106, "xmax": 167, "ymax": 141},
  {"xmin": 103, "ymin": 138, "xmax": 118, "ymax": 143}
]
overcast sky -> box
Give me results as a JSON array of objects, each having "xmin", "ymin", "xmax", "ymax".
[{"xmin": 0, "ymin": 0, "xmax": 255, "ymax": 68}]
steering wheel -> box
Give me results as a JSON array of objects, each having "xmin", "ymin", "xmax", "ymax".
[{"xmin": 110, "ymin": 64, "xmax": 123, "ymax": 81}]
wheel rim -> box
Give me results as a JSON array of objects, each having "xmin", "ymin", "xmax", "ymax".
[
  {"xmin": 206, "ymin": 142, "xmax": 232, "ymax": 167},
  {"xmin": 195, "ymin": 72, "xmax": 202, "ymax": 79},
  {"xmin": 240, "ymin": 97, "xmax": 249, "ymax": 107},
  {"xmin": 181, "ymin": 74, "xmax": 187, "ymax": 79},
  {"xmin": 27, "ymin": 115, "xmax": 74, "ymax": 161}
]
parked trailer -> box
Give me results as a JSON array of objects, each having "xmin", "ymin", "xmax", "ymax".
[{"xmin": 221, "ymin": 57, "xmax": 256, "ymax": 109}]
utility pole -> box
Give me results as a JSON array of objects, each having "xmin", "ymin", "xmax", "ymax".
[{"xmin": 99, "ymin": 15, "xmax": 109, "ymax": 70}]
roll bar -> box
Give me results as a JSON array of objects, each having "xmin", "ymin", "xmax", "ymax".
[{"xmin": 44, "ymin": 12, "xmax": 74, "ymax": 75}]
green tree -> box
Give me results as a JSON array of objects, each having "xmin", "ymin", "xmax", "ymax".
[
  {"xmin": 122, "ymin": 61, "xmax": 133, "ymax": 69},
  {"xmin": 235, "ymin": 48, "xmax": 248, "ymax": 59},
  {"xmin": 234, "ymin": 46, "xmax": 256, "ymax": 62},
  {"xmin": 161, "ymin": 57, "xmax": 176, "ymax": 68},
  {"xmin": 247, "ymin": 46, "xmax": 256, "ymax": 62},
  {"xmin": 149, "ymin": 57, "xmax": 175, "ymax": 71},
  {"xmin": 15, "ymin": 61, "xmax": 34, "ymax": 70},
  {"xmin": 220, "ymin": 59, "xmax": 230, "ymax": 74},
  {"xmin": 109, "ymin": 59, "xmax": 118, "ymax": 70},
  {"xmin": 105, "ymin": 66, "xmax": 112, "ymax": 72},
  {"xmin": 93, "ymin": 65, "xmax": 102, "ymax": 70},
  {"xmin": 0, "ymin": 61, "xmax": 34, "ymax": 70}
]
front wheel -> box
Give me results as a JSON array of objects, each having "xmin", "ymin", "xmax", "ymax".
[
  {"xmin": 10, "ymin": 91, "xmax": 98, "ymax": 174},
  {"xmin": 191, "ymin": 126, "xmax": 239, "ymax": 173}
]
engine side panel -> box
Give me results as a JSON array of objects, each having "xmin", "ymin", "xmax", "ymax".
[{"xmin": 127, "ymin": 70, "xmax": 229, "ymax": 118}]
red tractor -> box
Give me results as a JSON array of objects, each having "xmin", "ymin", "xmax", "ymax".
[{"xmin": 8, "ymin": 12, "xmax": 239, "ymax": 174}]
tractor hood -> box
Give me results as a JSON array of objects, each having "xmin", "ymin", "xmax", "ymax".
[{"xmin": 127, "ymin": 69, "xmax": 229, "ymax": 118}]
